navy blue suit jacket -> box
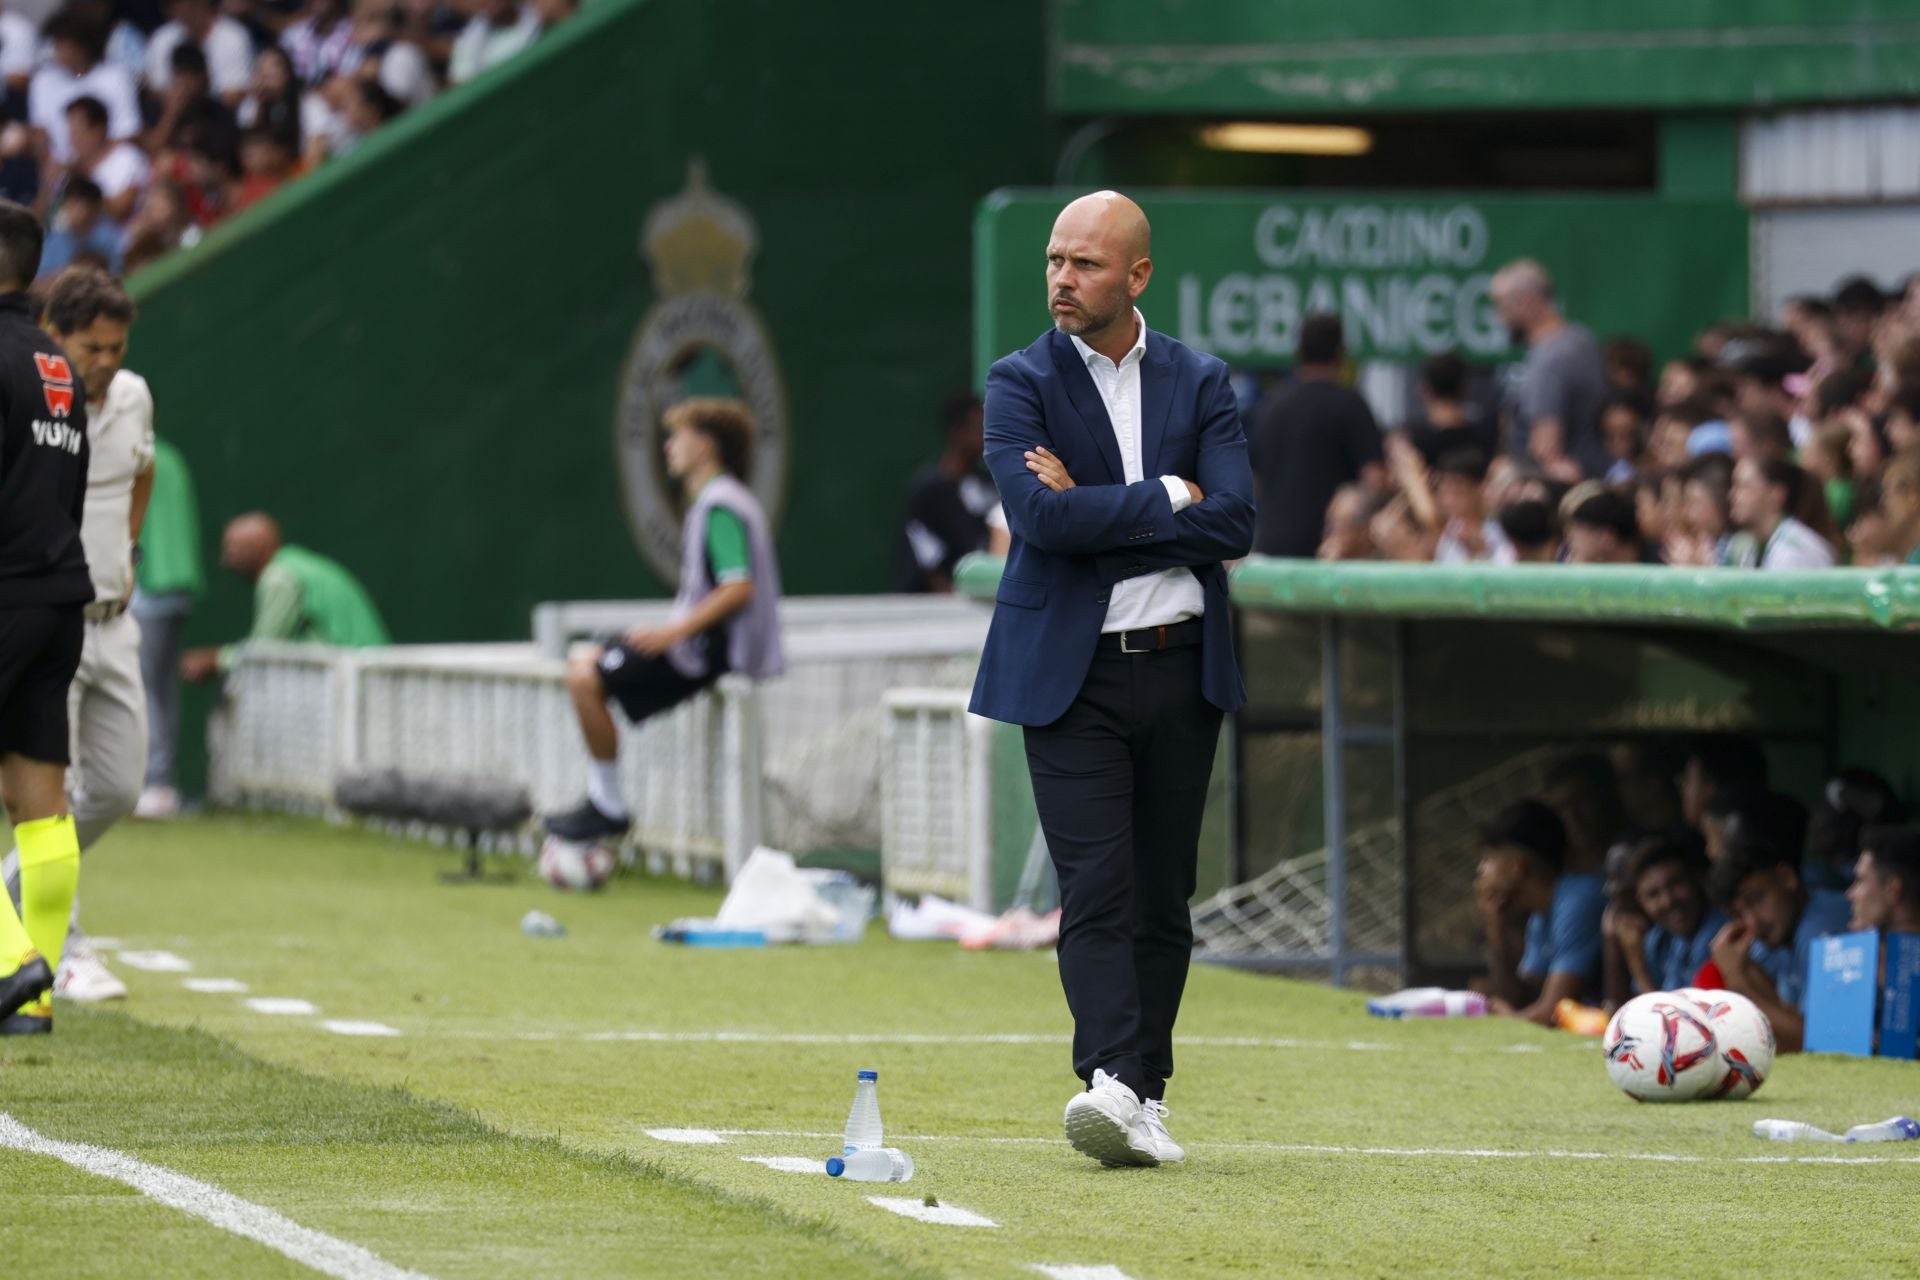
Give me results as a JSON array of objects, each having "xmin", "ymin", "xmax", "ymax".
[{"xmin": 968, "ymin": 324, "xmax": 1256, "ymax": 727}]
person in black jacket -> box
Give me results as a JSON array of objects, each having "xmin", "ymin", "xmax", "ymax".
[{"xmin": 0, "ymin": 199, "xmax": 92, "ymax": 1033}]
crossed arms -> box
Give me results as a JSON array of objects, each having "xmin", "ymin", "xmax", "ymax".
[{"xmin": 982, "ymin": 359, "xmax": 1255, "ymax": 576}]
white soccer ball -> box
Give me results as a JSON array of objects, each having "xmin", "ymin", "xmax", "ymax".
[
  {"xmin": 537, "ymin": 836, "xmax": 616, "ymax": 892},
  {"xmin": 1693, "ymin": 990, "xmax": 1775, "ymax": 1100},
  {"xmin": 1603, "ymin": 992, "xmax": 1720, "ymax": 1102}
]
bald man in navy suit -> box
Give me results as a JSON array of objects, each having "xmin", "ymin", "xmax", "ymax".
[{"xmin": 970, "ymin": 191, "xmax": 1255, "ymax": 1167}]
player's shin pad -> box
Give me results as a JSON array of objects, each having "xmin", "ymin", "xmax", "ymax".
[{"xmin": 16, "ymin": 816, "xmax": 79, "ymax": 974}]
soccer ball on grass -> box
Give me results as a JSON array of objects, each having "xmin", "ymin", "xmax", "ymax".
[
  {"xmin": 1603, "ymin": 991, "xmax": 1720, "ymax": 1102},
  {"xmin": 536, "ymin": 836, "xmax": 617, "ymax": 891}
]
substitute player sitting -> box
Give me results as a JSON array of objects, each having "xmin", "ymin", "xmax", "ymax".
[{"xmin": 544, "ymin": 397, "xmax": 784, "ymax": 841}]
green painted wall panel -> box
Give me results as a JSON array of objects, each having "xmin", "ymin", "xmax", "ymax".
[
  {"xmin": 976, "ymin": 189, "xmax": 1747, "ymax": 379},
  {"xmin": 1051, "ymin": 1, "xmax": 1920, "ymax": 113},
  {"xmin": 127, "ymin": 0, "xmax": 1053, "ymax": 792}
]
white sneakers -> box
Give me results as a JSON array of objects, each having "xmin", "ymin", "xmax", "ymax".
[
  {"xmin": 54, "ymin": 939, "xmax": 127, "ymax": 1003},
  {"xmin": 133, "ymin": 786, "xmax": 181, "ymax": 820},
  {"xmin": 1063, "ymin": 1069, "xmax": 1184, "ymax": 1167}
]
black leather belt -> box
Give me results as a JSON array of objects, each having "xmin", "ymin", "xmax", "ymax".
[{"xmin": 1097, "ymin": 619, "xmax": 1203, "ymax": 653}]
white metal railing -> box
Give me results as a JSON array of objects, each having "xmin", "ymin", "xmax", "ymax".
[
  {"xmin": 879, "ymin": 688, "xmax": 993, "ymax": 909},
  {"xmin": 215, "ymin": 603, "xmax": 986, "ymax": 878},
  {"xmin": 531, "ymin": 595, "xmax": 989, "ymax": 660}
]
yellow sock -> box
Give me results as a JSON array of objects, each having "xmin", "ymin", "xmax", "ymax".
[
  {"xmin": 17, "ymin": 815, "xmax": 79, "ymax": 975},
  {"xmin": 0, "ymin": 888, "xmax": 32, "ymax": 974}
]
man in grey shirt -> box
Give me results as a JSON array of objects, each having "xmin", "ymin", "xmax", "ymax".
[{"xmin": 1493, "ymin": 259, "xmax": 1608, "ymax": 481}]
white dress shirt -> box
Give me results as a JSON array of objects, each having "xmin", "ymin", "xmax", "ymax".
[
  {"xmin": 1068, "ymin": 310, "xmax": 1205, "ymax": 633},
  {"xmin": 82, "ymin": 369, "xmax": 156, "ymax": 604}
]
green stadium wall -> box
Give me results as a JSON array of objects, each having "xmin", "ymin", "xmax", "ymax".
[{"xmin": 127, "ymin": 0, "xmax": 1055, "ymax": 792}]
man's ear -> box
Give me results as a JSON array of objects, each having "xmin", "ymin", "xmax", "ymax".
[{"xmin": 1129, "ymin": 256, "xmax": 1153, "ymax": 301}]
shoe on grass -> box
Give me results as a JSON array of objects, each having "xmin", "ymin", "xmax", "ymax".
[{"xmin": 1063, "ymin": 1068, "xmax": 1159, "ymax": 1167}]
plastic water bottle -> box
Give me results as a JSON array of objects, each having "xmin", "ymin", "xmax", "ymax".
[
  {"xmin": 1844, "ymin": 1116, "xmax": 1920, "ymax": 1143},
  {"xmin": 1753, "ymin": 1120, "xmax": 1845, "ymax": 1143},
  {"xmin": 843, "ymin": 1069, "xmax": 883, "ymax": 1154},
  {"xmin": 826, "ymin": 1147, "xmax": 913, "ymax": 1182},
  {"xmin": 520, "ymin": 910, "xmax": 566, "ymax": 938},
  {"xmin": 1365, "ymin": 987, "xmax": 1488, "ymax": 1018}
]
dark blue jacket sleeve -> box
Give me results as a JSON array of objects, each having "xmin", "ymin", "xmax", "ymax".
[
  {"xmin": 983, "ymin": 357, "xmax": 1178, "ymax": 557},
  {"xmin": 1092, "ymin": 361, "xmax": 1255, "ymax": 583}
]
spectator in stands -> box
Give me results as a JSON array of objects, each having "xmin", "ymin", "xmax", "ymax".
[
  {"xmin": 1611, "ymin": 833, "xmax": 1725, "ymax": 994},
  {"xmin": 64, "ymin": 95, "xmax": 149, "ymax": 222},
  {"xmin": 1563, "ymin": 489, "xmax": 1641, "ymax": 564},
  {"xmin": 448, "ymin": 0, "xmax": 538, "ymax": 84},
  {"xmin": 148, "ymin": 0, "xmax": 255, "ymax": 104},
  {"xmin": 120, "ymin": 178, "xmax": 197, "ymax": 273},
  {"xmin": 890, "ymin": 393, "xmax": 992, "ymax": 594},
  {"xmin": 232, "ymin": 126, "xmax": 297, "ymax": 210},
  {"xmin": 1801, "ymin": 421, "xmax": 1856, "ymax": 533},
  {"xmin": 1497, "ymin": 499, "xmax": 1559, "ymax": 563},
  {"xmin": 29, "ymin": 11, "xmax": 143, "ymax": 164},
  {"xmin": 0, "ymin": 6, "xmax": 37, "ymax": 106},
  {"xmin": 1492, "ymin": 258, "xmax": 1608, "ymax": 481},
  {"xmin": 1661, "ymin": 451, "xmax": 1733, "ymax": 566},
  {"xmin": 1879, "ymin": 445, "xmax": 1920, "ymax": 564},
  {"xmin": 37, "ymin": 176, "xmax": 119, "ymax": 276},
  {"xmin": 1708, "ymin": 829, "xmax": 1853, "ymax": 1052},
  {"xmin": 1603, "ymin": 335, "xmax": 1654, "ymax": 396},
  {"xmin": 236, "ymin": 45, "xmax": 304, "ymax": 145},
  {"xmin": 1600, "ymin": 390, "xmax": 1651, "ymax": 484},
  {"xmin": 1847, "ymin": 825, "xmax": 1920, "ymax": 936},
  {"xmin": 179, "ymin": 512, "xmax": 390, "ymax": 682},
  {"xmin": 131, "ymin": 435, "xmax": 204, "ymax": 821},
  {"xmin": 1478, "ymin": 799, "xmax": 1606, "ymax": 1024},
  {"xmin": 1317, "ymin": 483, "xmax": 1382, "ymax": 561},
  {"xmin": 353, "ymin": 0, "xmax": 436, "ymax": 109},
  {"xmin": 329, "ymin": 75, "xmax": 397, "ymax": 156},
  {"xmin": 1846, "ymin": 476, "xmax": 1895, "ymax": 567},
  {"xmin": 398, "ymin": 0, "xmax": 465, "ymax": 76},
  {"xmin": 1831, "ymin": 276, "xmax": 1886, "ymax": 372},
  {"xmin": 1728, "ymin": 407, "xmax": 1794, "ymax": 463},
  {"xmin": 1249, "ymin": 312, "xmax": 1383, "ymax": 558},
  {"xmin": 1430, "ymin": 448, "xmax": 1512, "ymax": 564},
  {"xmin": 1405, "ymin": 349, "xmax": 1496, "ymax": 466},
  {"xmin": 147, "ymin": 44, "xmax": 240, "ymax": 225},
  {"xmin": 282, "ymin": 0, "xmax": 359, "ymax": 85},
  {"xmin": 1728, "ymin": 457, "xmax": 1836, "ymax": 568}
]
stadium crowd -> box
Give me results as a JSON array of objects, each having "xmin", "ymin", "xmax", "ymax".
[
  {"xmin": 1474, "ymin": 739, "xmax": 1919, "ymax": 1053},
  {"xmin": 1247, "ymin": 260, "xmax": 1920, "ymax": 572},
  {"xmin": 0, "ymin": 0, "xmax": 577, "ymax": 278}
]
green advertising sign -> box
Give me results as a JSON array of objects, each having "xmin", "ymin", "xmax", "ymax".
[{"xmin": 975, "ymin": 190, "xmax": 1748, "ymax": 381}]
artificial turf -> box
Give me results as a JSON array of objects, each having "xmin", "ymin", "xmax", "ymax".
[{"xmin": 3, "ymin": 813, "xmax": 1916, "ymax": 1278}]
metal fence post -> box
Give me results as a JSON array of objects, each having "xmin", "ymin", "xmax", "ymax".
[{"xmin": 1321, "ymin": 616, "xmax": 1348, "ymax": 987}]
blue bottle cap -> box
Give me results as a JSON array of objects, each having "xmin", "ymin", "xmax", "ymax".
[
  {"xmin": 858, "ymin": 1070, "xmax": 878, "ymax": 1081},
  {"xmin": 825, "ymin": 1157, "xmax": 845, "ymax": 1177}
]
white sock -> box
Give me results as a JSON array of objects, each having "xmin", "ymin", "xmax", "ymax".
[{"xmin": 587, "ymin": 760, "xmax": 627, "ymax": 817}]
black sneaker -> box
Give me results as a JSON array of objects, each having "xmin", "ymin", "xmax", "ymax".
[
  {"xmin": 0, "ymin": 996, "xmax": 49, "ymax": 1035},
  {"xmin": 543, "ymin": 798, "xmax": 631, "ymax": 842},
  {"xmin": 0, "ymin": 954, "xmax": 51, "ymax": 1021}
]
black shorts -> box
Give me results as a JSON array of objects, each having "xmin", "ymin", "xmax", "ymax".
[
  {"xmin": 595, "ymin": 642, "xmax": 719, "ymax": 724},
  {"xmin": 0, "ymin": 605, "xmax": 83, "ymax": 765}
]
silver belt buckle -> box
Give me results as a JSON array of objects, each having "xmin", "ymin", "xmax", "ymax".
[{"xmin": 1120, "ymin": 626, "xmax": 1153, "ymax": 654}]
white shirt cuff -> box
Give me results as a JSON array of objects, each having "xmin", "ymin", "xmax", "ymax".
[{"xmin": 1159, "ymin": 475, "xmax": 1191, "ymax": 513}]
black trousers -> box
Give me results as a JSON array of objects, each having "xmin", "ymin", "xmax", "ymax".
[{"xmin": 1024, "ymin": 642, "xmax": 1223, "ymax": 1102}]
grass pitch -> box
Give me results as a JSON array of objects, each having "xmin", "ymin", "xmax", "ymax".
[{"xmin": 2, "ymin": 813, "xmax": 1915, "ymax": 1278}]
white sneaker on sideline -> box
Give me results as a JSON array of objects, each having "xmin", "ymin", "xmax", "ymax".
[
  {"xmin": 1136, "ymin": 1098, "xmax": 1185, "ymax": 1164},
  {"xmin": 55, "ymin": 940, "xmax": 127, "ymax": 1003},
  {"xmin": 133, "ymin": 786, "xmax": 180, "ymax": 820},
  {"xmin": 1063, "ymin": 1068, "xmax": 1158, "ymax": 1167}
]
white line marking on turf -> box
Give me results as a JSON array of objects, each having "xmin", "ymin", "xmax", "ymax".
[
  {"xmin": 867, "ymin": 1196, "xmax": 997, "ymax": 1227},
  {"xmin": 0, "ymin": 1113, "xmax": 433, "ymax": 1280},
  {"xmin": 322, "ymin": 1021, "xmax": 401, "ymax": 1038},
  {"xmin": 84, "ymin": 936, "xmax": 123, "ymax": 951},
  {"xmin": 448, "ymin": 1028, "xmax": 1586, "ymax": 1054},
  {"xmin": 183, "ymin": 978, "xmax": 250, "ymax": 994},
  {"xmin": 117, "ymin": 949, "xmax": 193, "ymax": 972},
  {"xmin": 1031, "ymin": 1267, "xmax": 1135, "ymax": 1280},
  {"xmin": 245, "ymin": 997, "xmax": 320, "ymax": 1016},
  {"xmin": 644, "ymin": 1128, "xmax": 726, "ymax": 1144},
  {"xmin": 689, "ymin": 1128, "xmax": 1920, "ymax": 1166},
  {"xmin": 740, "ymin": 1156, "xmax": 825, "ymax": 1174}
]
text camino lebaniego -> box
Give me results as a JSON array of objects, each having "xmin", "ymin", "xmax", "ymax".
[{"xmin": 1176, "ymin": 202, "xmax": 1508, "ymax": 360}]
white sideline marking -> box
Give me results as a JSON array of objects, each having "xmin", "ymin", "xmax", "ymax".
[
  {"xmin": 184, "ymin": 978, "xmax": 250, "ymax": 994},
  {"xmin": 85, "ymin": 936, "xmax": 123, "ymax": 951},
  {"xmin": 740, "ymin": 1156, "xmax": 825, "ymax": 1174},
  {"xmin": 868, "ymin": 1196, "xmax": 997, "ymax": 1227},
  {"xmin": 644, "ymin": 1128, "xmax": 725, "ymax": 1144},
  {"xmin": 117, "ymin": 950, "xmax": 192, "ymax": 972},
  {"xmin": 322, "ymin": 1021, "xmax": 401, "ymax": 1038},
  {"xmin": 449, "ymin": 1028, "xmax": 1586, "ymax": 1055},
  {"xmin": 0, "ymin": 1113, "xmax": 433, "ymax": 1280},
  {"xmin": 690, "ymin": 1128, "xmax": 1920, "ymax": 1166},
  {"xmin": 1032, "ymin": 1267, "xmax": 1135, "ymax": 1280},
  {"xmin": 246, "ymin": 998, "xmax": 319, "ymax": 1016}
]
